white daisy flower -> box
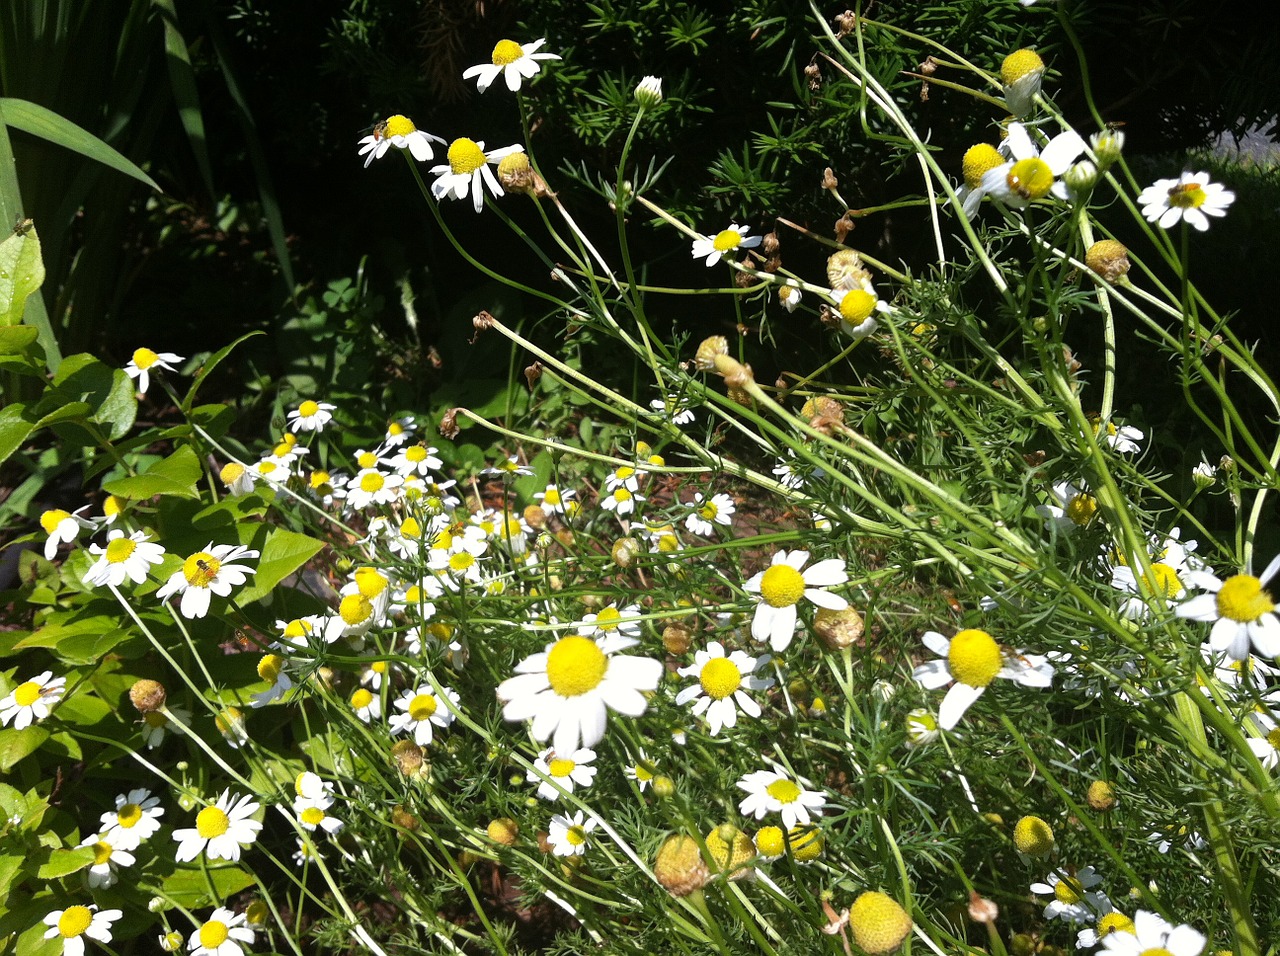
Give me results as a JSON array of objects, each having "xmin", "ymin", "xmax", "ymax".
[
  {"xmin": 380, "ymin": 415, "xmax": 417, "ymax": 449},
  {"xmin": 1096, "ymin": 420, "xmax": 1144, "ymax": 454},
  {"xmin": 381, "ymin": 442, "xmax": 443, "ymax": 477},
  {"xmin": 528, "ymin": 746, "xmax": 597, "ymax": 801},
  {"xmin": 980, "ymin": 123, "xmax": 1085, "ymax": 208},
  {"xmin": 38, "ymin": 506, "xmax": 95, "ymax": 560},
  {"xmin": 1138, "ymin": 171, "xmax": 1234, "ymax": 232},
  {"xmin": 1036, "ymin": 480, "xmax": 1098, "ymax": 532},
  {"xmin": 497, "ymin": 633, "xmax": 663, "ymax": 754},
  {"xmin": 1177, "ymin": 553, "xmax": 1280, "ymax": 660},
  {"xmin": 293, "ymin": 794, "xmax": 344, "ymax": 837},
  {"xmin": 348, "ymin": 686, "xmax": 381, "ymax": 724},
  {"xmin": 1077, "ymin": 908, "xmax": 1136, "ymax": 949},
  {"xmin": 778, "ymin": 279, "xmax": 803, "ymax": 312},
  {"xmin": 462, "ymin": 38, "xmax": 561, "ymax": 93},
  {"xmin": 83, "ymin": 529, "xmax": 166, "ymax": 588},
  {"xmin": 605, "ymin": 464, "xmax": 643, "ymax": 493},
  {"xmin": 77, "ymin": 833, "xmax": 136, "ymax": 889},
  {"xmin": 249, "ymin": 653, "xmax": 294, "ymax": 708},
  {"xmin": 188, "ymin": 906, "xmax": 255, "ymax": 956},
  {"xmin": 691, "ymin": 223, "xmax": 762, "ymax": 267},
  {"xmin": 482, "ymin": 454, "xmax": 534, "ymax": 477},
  {"xmin": 956, "ymin": 141, "xmax": 1011, "ymax": 215},
  {"xmin": 287, "ymin": 399, "xmax": 336, "ymax": 433},
  {"xmin": 600, "ymin": 485, "xmax": 643, "ymax": 516},
  {"xmin": 1099, "ymin": 910, "xmax": 1204, "ymax": 956},
  {"xmin": 124, "ymin": 347, "xmax": 182, "ymax": 395},
  {"xmin": 172, "ymin": 789, "xmax": 263, "ymax": 863},
  {"xmin": 634, "ymin": 75, "xmax": 663, "ymax": 108},
  {"xmin": 140, "ymin": 705, "xmax": 191, "ymax": 749},
  {"xmin": 736, "ymin": 768, "xmax": 826, "ymax": 829},
  {"xmin": 624, "ymin": 751, "xmax": 657, "ymax": 792},
  {"xmin": 388, "ymin": 684, "xmax": 460, "ymax": 746},
  {"xmin": 547, "ymin": 809, "xmax": 597, "ymax": 857},
  {"xmin": 1000, "ymin": 48, "xmax": 1045, "ymax": 116},
  {"xmin": 218, "ymin": 462, "xmax": 255, "ymax": 496},
  {"xmin": 99, "ymin": 788, "xmax": 165, "ymax": 851},
  {"xmin": 826, "ymin": 286, "xmax": 888, "ymax": 339},
  {"xmin": 1199, "ymin": 644, "xmax": 1280, "ymax": 694},
  {"xmin": 576, "ymin": 603, "xmax": 643, "ymax": 639},
  {"xmin": 676, "ymin": 641, "xmax": 774, "ymax": 736},
  {"xmin": 685, "ymin": 492, "xmax": 735, "ymax": 537},
  {"xmin": 249, "ymin": 456, "xmax": 291, "ymax": 486},
  {"xmin": 650, "ymin": 394, "xmax": 696, "ymax": 426},
  {"xmin": 912, "ymin": 628, "xmax": 1054, "ymax": 729},
  {"xmin": 1030, "ymin": 866, "xmax": 1109, "ymax": 924},
  {"xmin": 357, "ymin": 114, "xmax": 443, "ymax": 168},
  {"xmin": 155, "ymin": 543, "xmax": 259, "ymax": 619},
  {"xmin": 43, "ymin": 904, "xmax": 123, "ymax": 956},
  {"xmin": 0, "ymin": 670, "xmax": 65, "ymax": 730},
  {"xmin": 1246, "ymin": 702, "xmax": 1280, "ymax": 769},
  {"xmin": 345, "ymin": 467, "xmax": 404, "ymax": 510},
  {"xmin": 533, "ymin": 484, "xmax": 576, "ymax": 516},
  {"xmin": 743, "ymin": 549, "xmax": 848, "ymax": 652},
  {"xmin": 905, "ymin": 708, "xmax": 941, "ymax": 747},
  {"xmin": 430, "ymin": 138, "xmax": 525, "ymax": 213}
]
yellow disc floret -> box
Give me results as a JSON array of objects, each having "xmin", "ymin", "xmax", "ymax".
[
  {"xmin": 384, "ymin": 115, "xmax": 416, "ymax": 138},
  {"xmin": 1216, "ymin": 574, "xmax": 1274, "ymax": 622},
  {"xmin": 947, "ymin": 629, "xmax": 1003, "ymax": 687},
  {"xmin": 1001, "ymin": 48, "xmax": 1045, "ymax": 85},
  {"xmin": 700, "ymin": 658, "xmax": 742, "ymax": 699},
  {"xmin": 448, "ymin": 138, "xmax": 488, "ymax": 175},
  {"xmin": 491, "ymin": 39, "xmax": 523, "ymax": 65},
  {"xmin": 838, "ymin": 289, "xmax": 876, "ymax": 325},
  {"xmin": 56, "ymin": 905, "xmax": 93, "ymax": 939},
  {"xmin": 848, "ymin": 891, "xmax": 913, "ymax": 954},
  {"xmin": 1013, "ymin": 815, "xmax": 1055, "ymax": 856},
  {"xmin": 545, "ymin": 636, "xmax": 608, "ymax": 697},
  {"xmin": 712, "ymin": 229, "xmax": 744, "ymax": 253},
  {"xmin": 962, "ymin": 144, "xmax": 1004, "ymax": 189},
  {"xmin": 196, "ymin": 806, "xmax": 230, "ymax": 839},
  {"xmin": 760, "ymin": 564, "xmax": 806, "ymax": 608}
]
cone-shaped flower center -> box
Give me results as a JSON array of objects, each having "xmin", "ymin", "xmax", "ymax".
[
  {"xmin": 199, "ymin": 920, "xmax": 230, "ymax": 948},
  {"xmin": 14, "ymin": 681, "xmax": 41, "ymax": 707},
  {"xmin": 408, "ymin": 693, "xmax": 438, "ymax": 721},
  {"xmin": 1167, "ymin": 182, "xmax": 1206, "ymax": 209},
  {"xmin": 839, "ymin": 289, "xmax": 876, "ymax": 325},
  {"xmin": 183, "ymin": 552, "xmax": 221, "ymax": 587},
  {"xmin": 132, "ymin": 347, "xmax": 159, "ymax": 369},
  {"xmin": 700, "ymin": 657, "xmax": 743, "ymax": 699},
  {"xmin": 566, "ymin": 824, "xmax": 587, "ymax": 846},
  {"xmin": 196, "ymin": 806, "xmax": 230, "ymax": 839},
  {"xmin": 1001, "ymin": 48, "xmax": 1045, "ymax": 85},
  {"xmin": 298, "ymin": 400, "xmax": 320, "ymax": 417},
  {"xmin": 1054, "ymin": 875, "xmax": 1083, "ymax": 903},
  {"xmin": 385, "ymin": 114, "xmax": 416, "ymax": 137},
  {"xmin": 548, "ymin": 757, "xmax": 576, "ymax": 778},
  {"xmin": 594, "ymin": 607, "xmax": 621, "ymax": 631},
  {"xmin": 1008, "ymin": 158, "xmax": 1054, "ymax": 199},
  {"xmin": 947, "ymin": 629, "xmax": 1002, "ymax": 687},
  {"xmin": 105, "ymin": 537, "xmax": 138, "ymax": 563},
  {"xmin": 57, "ymin": 905, "xmax": 92, "ymax": 938},
  {"xmin": 712, "ymin": 229, "xmax": 743, "ymax": 253},
  {"xmin": 360, "ymin": 472, "xmax": 385, "ymax": 493},
  {"xmin": 117, "ymin": 803, "xmax": 143, "ymax": 828},
  {"xmin": 760, "ymin": 564, "xmax": 806, "ymax": 608},
  {"xmin": 258, "ymin": 654, "xmax": 283, "ymax": 681},
  {"xmin": 351, "ymin": 688, "xmax": 373, "ymax": 709},
  {"xmin": 1217, "ymin": 574, "xmax": 1274, "ymax": 622},
  {"xmin": 1066, "ymin": 493, "xmax": 1097, "ymax": 525},
  {"xmin": 91, "ymin": 840, "xmax": 113, "ymax": 865},
  {"xmin": 1097, "ymin": 912, "xmax": 1135, "ymax": 937},
  {"xmin": 491, "ymin": 39, "xmax": 523, "ymax": 65},
  {"xmin": 765, "ymin": 778, "xmax": 801, "ymax": 803},
  {"xmin": 355, "ymin": 567, "xmax": 389, "ymax": 597},
  {"xmin": 448, "ymin": 138, "xmax": 488, "ymax": 175},
  {"xmin": 339, "ymin": 593, "xmax": 373, "ymax": 625},
  {"xmin": 40, "ymin": 510, "xmax": 70, "ymax": 534},
  {"xmin": 545, "ymin": 636, "xmax": 608, "ymax": 697},
  {"xmin": 963, "ymin": 144, "xmax": 1004, "ymax": 189}
]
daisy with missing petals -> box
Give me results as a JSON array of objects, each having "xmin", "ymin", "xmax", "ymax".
[
  {"xmin": 980, "ymin": 122, "xmax": 1085, "ymax": 209},
  {"xmin": 528, "ymin": 746, "xmax": 597, "ymax": 800},
  {"xmin": 1000, "ymin": 48, "xmax": 1045, "ymax": 116},
  {"xmin": 743, "ymin": 549, "xmax": 848, "ymax": 652},
  {"xmin": 1138, "ymin": 172, "xmax": 1235, "ymax": 232},
  {"xmin": 172, "ymin": 790, "xmax": 263, "ymax": 863},
  {"xmin": 826, "ymin": 286, "xmax": 888, "ymax": 339},
  {"xmin": 77, "ymin": 833, "xmax": 136, "ymax": 889},
  {"xmin": 188, "ymin": 906, "xmax": 254, "ymax": 956},
  {"xmin": 388, "ymin": 684, "xmax": 460, "ymax": 746},
  {"xmin": 124, "ymin": 347, "xmax": 182, "ymax": 395},
  {"xmin": 548, "ymin": 810, "xmax": 597, "ymax": 857},
  {"xmin": 0, "ymin": 670, "xmax": 65, "ymax": 729},
  {"xmin": 287, "ymin": 400, "xmax": 336, "ymax": 433},
  {"xmin": 691, "ymin": 223, "xmax": 762, "ymax": 267},
  {"xmin": 83, "ymin": 529, "xmax": 166, "ymax": 588},
  {"xmin": 1030, "ymin": 866, "xmax": 1110, "ymax": 924},
  {"xmin": 1177, "ymin": 553, "xmax": 1280, "ymax": 660},
  {"xmin": 1245, "ymin": 702, "xmax": 1280, "ymax": 769},
  {"xmin": 39, "ymin": 506, "xmax": 95, "ymax": 560},
  {"xmin": 676, "ymin": 642, "xmax": 774, "ymax": 736},
  {"xmin": 1099, "ymin": 910, "xmax": 1204, "ymax": 956},
  {"xmin": 737, "ymin": 768, "xmax": 826, "ymax": 829},
  {"xmin": 498, "ymin": 632, "xmax": 663, "ymax": 754},
  {"xmin": 42, "ymin": 904, "xmax": 123, "ymax": 956},
  {"xmin": 912, "ymin": 628, "xmax": 1054, "ymax": 729},
  {"xmin": 357, "ymin": 114, "xmax": 444, "ymax": 168},
  {"xmin": 462, "ymin": 38, "xmax": 561, "ymax": 93},
  {"xmin": 156, "ymin": 543, "xmax": 259, "ymax": 619},
  {"xmin": 430, "ymin": 139, "xmax": 525, "ymax": 213},
  {"xmin": 576, "ymin": 603, "xmax": 643, "ymax": 639},
  {"xmin": 1036, "ymin": 480, "xmax": 1097, "ymax": 532},
  {"xmin": 99, "ymin": 788, "xmax": 164, "ymax": 850},
  {"xmin": 685, "ymin": 492, "xmax": 735, "ymax": 537}
]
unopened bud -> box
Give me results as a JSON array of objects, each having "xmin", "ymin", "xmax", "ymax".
[
  {"xmin": 1086, "ymin": 780, "xmax": 1116, "ymax": 811},
  {"xmin": 695, "ymin": 336, "xmax": 729, "ymax": 371},
  {"xmin": 611, "ymin": 536, "xmax": 642, "ymax": 567},
  {"xmin": 634, "ymin": 75, "xmax": 663, "ymax": 110},
  {"xmin": 488, "ymin": 817, "xmax": 519, "ymax": 845},
  {"xmin": 1013, "ymin": 815, "xmax": 1054, "ymax": 856},
  {"xmin": 1090, "ymin": 128, "xmax": 1125, "ymax": 169},
  {"xmin": 813, "ymin": 606, "xmax": 865, "ymax": 650}
]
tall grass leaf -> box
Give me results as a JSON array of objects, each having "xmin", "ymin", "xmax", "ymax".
[{"xmin": 152, "ymin": 0, "xmax": 215, "ymax": 196}]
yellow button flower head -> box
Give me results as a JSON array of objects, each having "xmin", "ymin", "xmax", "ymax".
[
  {"xmin": 654, "ymin": 833, "xmax": 709, "ymax": 896},
  {"xmin": 848, "ymin": 891, "xmax": 912, "ymax": 954},
  {"xmin": 124, "ymin": 347, "xmax": 183, "ymax": 395},
  {"xmin": 1001, "ymin": 48, "xmax": 1045, "ymax": 116},
  {"xmin": 1013, "ymin": 814, "xmax": 1055, "ymax": 856},
  {"xmin": 462, "ymin": 38, "xmax": 562, "ymax": 93}
]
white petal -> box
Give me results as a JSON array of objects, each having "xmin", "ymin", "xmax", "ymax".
[
  {"xmin": 938, "ymin": 682, "xmax": 984, "ymax": 730},
  {"xmin": 805, "ymin": 587, "xmax": 847, "ymax": 610},
  {"xmin": 769, "ymin": 603, "xmax": 798, "ymax": 652}
]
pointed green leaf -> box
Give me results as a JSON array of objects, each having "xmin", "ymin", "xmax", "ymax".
[
  {"xmin": 89, "ymin": 368, "xmax": 139, "ymax": 441},
  {"xmin": 103, "ymin": 443, "xmax": 203, "ymax": 500},
  {"xmin": 0, "ymin": 403, "xmax": 34, "ymax": 465},
  {"xmin": 162, "ymin": 865, "xmax": 256, "ymax": 908},
  {"xmin": 0, "ymin": 98, "xmax": 160, "ymax": 191},
  {"xmin": 0, "ymin": 226, "xmax": 44, "ymax": 327},
  {"xmin": 36, "ymin": 846, "xmax": 95, "ymax": 880},
  {"xmin": 0, "ymin": 725, "xmax": 49, "ymax": 771}
]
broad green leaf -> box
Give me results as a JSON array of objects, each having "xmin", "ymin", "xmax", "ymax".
[
  {"xmin": 103, "ymin": 443, "xmax": 202, "ymax": 500},
  {"xmin": 89, "ymin": 369, "xmax": 138, "ymax": 441},
  {"xmin": 0, "ymin": 852, "xmax": 21, "ymax": 899},
  {"xmin": 0, "ymin": 98, "xmax": 160, "ymax": 191},
  {"xmin": 0, "ymin": 325, "xmax": 37, "ymax": 354},
  {"xmin": 181, "ymin": 331, "xmax": 264, "ymax": 412},
  {"xmin": 32, "ymin": 401, "xmax": 91, "ymax": 428},
  {"xmin": 0, "ymin": 226, "xmax": 44, "ymax": 328},
  {"xmin": 45, "ymin": 691, "xmax": 111, "ymax": 726},
  {"xmin": 35, "ymin": 846, "xmax": 94, "ymax": 880},
  {"xmin": 236, "ymin": 528, "xmax": 326, "ymax": 604},
  {"xmin": 17, "ymin": 615, "xmax": 122, "ymax": 651},
  {"xmin": 162, "ymin": 865, "xmax": 256, "ymax": 908},
  {"xmin": 0, "ymin": 726, "xmax": 48, "ymax": 771},
  {"xmin": 0, "ymin": 403, "xmax": 33, "ymax": 466}
]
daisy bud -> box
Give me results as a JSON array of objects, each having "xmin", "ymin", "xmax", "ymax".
[
  {"xmin": 1063, "ymin": 160, "xmax": 1098, "ymax": 197},
  {"xmin": 1086, "ymin": 780, "xmax": 1116, "ymax": 811},
  {"xmin": 662, "ymin": 622, "xmax": 694, "ymax": 655},
  {"xmin": 1085, "ymin": 239, "xmax": 1131, "ymax": 283},
  {"xmin": 968, "ymin": 891, "xmax": 999, "ymax": 924},
  {"xmin": 129, "ymin": 679, "xmax": 167, "ymax": 713},
  {"xmin": 634, "ymin": 75, "xmax": 663, "ymax": 110},
  {"xmin": 1090, "ymin": 128, "xmax": 1125, "ymax": 169},
  {"xmin": 695, "ymin": 336, "xmax": 729, "ymax": 371},
  {"xmin": 822, "ymin": 167, "xmax": 839, "ymax": 191},
  {"xmin": 652, "ymin": 774, "xmax": 676, "ymax": 799},
  {"xmin": 149, "ymin": 897, "xmax": 168, "ymax": 913},
  {"xmin": 215, "ymin": 707, "xmax": 247, "ymax": 747},
  {"xmin": 245, "ymin": 901, "xmax": 269, "ymax": 926},
  {"xmin": 160, "ymin": 931, "xmax": 184, "ymax": 951},
  {"xmin": 487, "ymin": 817, "xmax": 519, "ymax": 846},
  {"xmin": 654, "ymin": 834, "xmax": 710, "ymax": 896},
  {"xmin": 705, "ymin": 824, "xmax": 755, "ymax": 879},
  {"xmin": 1192, "ymin": 459, "xmax": 1217, "ymax": 489},
  {"xmin": 813, "ymin": 606, "xmax": 864, "ymax": 650},
  {"xmin": 1013, "ymin": 815, "xmax": 1054, "ymax": 856},
  {"xmin": 848, "ymin": 891, "xmax": 912, "ymax": 954}
]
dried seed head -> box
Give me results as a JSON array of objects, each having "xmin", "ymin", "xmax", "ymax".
[
  {"xmin": 654, "ymin": 834, "xmax": 710, "ymax": 896},
  {"xmin": 813, "ymin": 606, "xmax": 865, "ymax": 650},
  {"xmin": 695, "ymin": 336, "xmax": 729, "ymax": 371},
  {"xmin": 129, "ymin": 679, "xmax": 167, "ymax": 713},
  {"xmin": 1085, "ymin": 239, "xmax": 1131, "ymax": 283}
]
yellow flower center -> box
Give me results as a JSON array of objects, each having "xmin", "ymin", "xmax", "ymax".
[
  {"xmin": 1007, "ymin": 157, "xmax": 1054, "ymax": 199},
  {"xmin": 117, "ymin": 803, "xmax": 143, "ymax": 828},
  {"xmin": 712, "ymin": 229, "xmax": 743, "ymax": 253},
  {"xmin": 848, "ymin": 891, "xmax": 913, "ymax": 953},
  {"xmin": 612, "ymin": 488, "xmax": 633, "ymax": 504},
  {"xmin": 615, "ymin": 466, "xmax": 635, "ymax": 481},
  {"xmin": 384, "ymin": 114, "xmax": 416, "ymax": 138},
  {"xmin": 566, "ymin": 824, "xmax": 587, "ymax": 846},
  {"xmin": 1001, "ymin": 48, "xmax": 1045, "ymax": 85},
  {"xmin": 491, "ymin": 39, "xmax": 524, "ymax": 65},
  {"xmin": 57, "ymin": 905, "xmax": 92, "ymax": 938},
  {"xmin": 301, "ymin": 806, "xmax": 326, "ymax": 827},
  {"xmin": 408, "ymin": 693, "xmax": 438, "ymax": 721},
  {"xmin": 765, "ymin": 778, "xmax": 801, "ymax": 804},
  {"xmin": 355, "ymin": 567, "xmax": 389, "ymax": 597},
  {"xmin": 962, "ymin": 143, "xmax": 1004, "ymax": 189},
  {"xmin": 448, "ymin": 138, "xmax": 488, "ymax": 175},
  {"xmin": 257, "ymin": 460, "xmax": 278, "ymax": 476},
  {"xmin": 544, "ymin": 489, "xmax": 562, "ymax": 505},
  {"xmin": 360, "ymin": 472, "xmax": 385, "ymax": 493},
  {"xmin": 1141, "ymin": 562, "xmax": 1183, "ymax": 598},
  {"xmin": 298, "ymin": 400, "xmax": 320, "ymax": 417},
  {"xmin": 14, "ymin": 681, "xmax": 42, "ymax": 707},
  {"xmin": 221, "ymin": 462, "xmax": 246, "ymax": 484},
  {"xmin": 755, "ymin": 825, "xmax": 785, "ymax": 857},
  {"xmin": 283, "ymin": 618, "xmax": 311, "ymax": 639},
  {"xmin": 1054, "ymin": 875, "xmax": 1083, "ymax": 903},
  {"xmin": 91, "ymin": 840, "xmax": 113, "ymax": 865},
  {"xmin": 1097, "ymin": 912, "xmax": 1135, "ymax": 936},
  {"xmin": 144, "ymin": 711, "xmax": 168, "ymax": 729},
  {"xmin": 548, "ymin": 757, "xmax": 576, "ymax": 778},
  {"xmin": 183, "ymin": 552, "xmax": 221, "ymax": 587},
  {"xmin": 1139, "ymin": 950, "xmax": 1175, "ymax": 956},
  {"xmin": 839, "ymin": 289, "xmax": 876, "ymax": 325},
  {"xmin": 258, "ymin": 654, "xmax": 283, "ymax": 682},
  {"xmin": 131, "ymin": 347, "xmax": 159, "ymax": 369},
  {"xmin": 947, "ymin": 629, "xmax": 1003, "ymax": 687},
  {"xmin": 787, "ymin": 825, "xmax": 824, "ymax": 861},
  {"xmin": 759, "ymin": 564, "xmax": 806, "ymax": 608},
  {"xmin": 103, "ymin": 495, "xmax": 123, "ymax": 517},
  {"xmin": 699, "ymin": 501, "xmax": 719, "ymax": 520},
  {"xmin": 1267, "ymin": 727, "xmax": 1280, "ymax": 751},
  {"xmin": 449, "ymin": 552, "xmax": 476, "ymax": 572},
  {"xmin": 388, "ymin": 421, "xmax": 405, "ymax": 436},
  {"xmin": 40, "ymin": 509, "xmax": 70, "ymax": 534},
  {"xmin": 545, "ymin": 635, "xmax": 609, "ymax": 698},
  {"xmin": 199, "ymin": 920, "xmax": 230, "ymax": 948},
  {"xmin": 1066, "ymin": 493, "xmax": 1097, "ymax": 526},
  {"xmin": 350, "ymin": 688, "xmax": 374, "ymax": 709},
  {"xmin": 700, "ymin": 657, "xmax": 743, "ymax": 700},
  {"xmin": 1216, "ymin": 574, "xmax": 1274, "ymax": 622},
  {"xmin": 595, "ymin": 607, "xmax": 621, "ymax": 631},
  {"xmin": 196, "ymin": 806, "xmax": 230, "ymax": 839},
  {"xmin": 105, "ymin": 537, "xmax": 137, "ymax": 563},
  {"xmin": 356, "ymin": 451, "xmax": 378, "ymax": 469},
  {"xmin": 1166, "ymin": 182, "xmax": 1206, "ymax": 209},
  {"xmin": 406, "ymin": 444, "xmax": 428, "ymax": 463},
  {"xmin": 339, "ymin": 593, "xmax": 373, "ymax": 625},
  {"xmin": 273, "ymin": 440, "xmax": 293, "ymax": 457}
]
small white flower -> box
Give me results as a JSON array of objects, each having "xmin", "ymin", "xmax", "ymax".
[
  {"xmin": 357, "ymin": 114, "xmax": 444, "ymax": 167},
  {"xmin": 743, "ymin": 549, "xmax": 848, "ymax": 652},
  {"xmin": 380, "ymin": 415, "xmax": 417, "ymax": 449},
  {"xmin": 533, "ymin": 484, "xmax": 576, "ymax": 515},
  {"xmin": 83, "ymin": 529, "xmax": 166, "ymax": 588},
  {"xmin": 140, "ymin": 705, "xmax": 191, "ymax": 749},
  {"xmin": 345, "ymin": 468, "xmax": 404, "ymax": 510},
  {"xmin": 1177, "ymin": 553, "xmax": 1280, "ymax": 660},
  {"xmin": 188, "ymin": 906, "xmax": 255, "ymax": 956},
  {"xmin": 1245, "ymin": 702, "xmax": 1280, "ymax": 769},
  {"xmin": 691, "ymin": 223, "xmax": 762, "ymax": 267},
  {"xmin": 685, "ymin": 492, "xmax": 735, "ymax": 537},
  {"xmin": 155, "ymin": 543, "xmax": 259, "ymax": 619},
  {"xmin": 1030, "ymin": 866, "xmax": 1109, "ymax": 924},
  {"xmin": 430, "ymin": 138, "xmax": 525, "ymax": 213},
  {"xmin": 575, "ymin": 603, "xmax": 643, "ymax": 639},
  {"xmin": 826, "ymin": 286, "xmax": 887, "ymax": 339},
  {"xmin": 1095, "ymin": 419, "xmax": 1144, "ymax": 454},
  {"xmin": 528, "ymin": 746, "xmax": 597, "ymax": 800},
  {"xmin": 482, "ymin": 454, "xmax": 534, "ymax": 477},
  {"xmin": 1099, "ymin": 909, "xmax": 1204, "ymax": 956},
  {"xmin": 981, "ymin": 123, "xmax": 1086, "ymax": 208},
  {"xmin": 0, "ymin": 670, "xmax": 65, "ymax": 730},
  {"xmin": 38, "ymin": 506, "xmax": 95, "ymax": 560},
  {"xmin": 43, "ymin": 904, "xmax": 123, "ymax": 956},
  {"xmin": 905, "ymin": 708, "xmax": 940, "ymax": 747},
  {"xmin": 388, "ymin": 684, "xmax": 460, "ymax": 746},
  {"xmin": 912, "ymin": 628, "xmax": 1054, "ymax": 730},
  {"xmin": 676, "ymin": 641, "xmax": 774, "ymax": 736},
  {"xmin": 736, "ymin": 768, "xmax": 826, "ymax": 829},
  {"xmin": 382, "ymin": 442, "xmax": 443, "ymax": 477},
  {"xmin": 99, "ymin": 788, "xmax": 165, "ymax": 850},
  {"xmin": 650, "ymin": 394, "xmax": 696, "ymax": 426},
  {"xmin": 348, "ymin": 686, "xmax": 381, "ymax": 723},
  {"xmin": 462, "ymin": 38, "xmax": 561, "ymax": 93},
  {"xmin": 1036, "ymin": 480, "xmax": 1098, "ymax": 532},
  {"xmin": 172, "ymin": 790, "xmax": 263, "ymax": 863},
  {"xmin": 547, "ymin": 809, "xmax": 597, "ymax": 856},
  {"xmin": 124, "ymin": 347, "xmax": 182, "ymax": 395},
  {"xmin": 287, "ymin": 399, "xmax": 336, "ymax": 433},
  {"xmin": 778, "ymin": 279, "xmax": 803, "ymax": 312},
  {"xmin": 600, "ymin": 485, "xmax": 643, "ymax": 515},
  {"xmin": 1138, "ymin": 172, "xmax": 1234, "ymax": 232}
]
